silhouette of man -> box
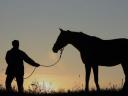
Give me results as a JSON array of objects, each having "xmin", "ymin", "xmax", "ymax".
[{"xmin": 5, "ymin": 40, "xmax": 40, "ymax": 93}]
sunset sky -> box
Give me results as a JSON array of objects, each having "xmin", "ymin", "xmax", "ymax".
[{"xmin": 0, "ymin": 0, "xmax": 128, "ymax": 91}]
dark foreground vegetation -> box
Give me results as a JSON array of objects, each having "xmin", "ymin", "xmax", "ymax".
[{"xmin": 0, "ymin": 88, "xmax": 128, "ymax": 96}]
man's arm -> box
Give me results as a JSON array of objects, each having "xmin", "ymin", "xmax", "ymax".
[{"xmin": 22, "ymin": 51, "xmax": 40, "ymax": 67}]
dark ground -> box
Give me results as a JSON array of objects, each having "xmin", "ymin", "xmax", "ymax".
[{"xmin": 0, "ymin": 88, "xmax": 128, "ymax": 96}]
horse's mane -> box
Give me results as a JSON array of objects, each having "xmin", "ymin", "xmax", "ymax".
[{"xmin": 79, "ymin": 32, "xmax": 102, "ymax": 41}]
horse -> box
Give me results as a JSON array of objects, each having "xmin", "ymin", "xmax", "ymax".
[{"xmin": 52, "ymin": 28, "xmax": 128, "ymax": 91}]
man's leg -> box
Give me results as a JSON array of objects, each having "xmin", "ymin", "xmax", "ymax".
[
  {"xmin": 16, "ymin": 75, "xmax": 24, "ymax": 93},
  {"xmin": 5, "ymin": 75, "xmax": 14, "ymax": 92}
]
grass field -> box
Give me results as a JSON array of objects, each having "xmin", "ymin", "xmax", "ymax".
[
  {"xmin": 0, "ymin": 81, "xmax": 127, "ymax": 96},
  {"xmin": 0, "ymin": 88, "xmax": 128, "ymax": 96}
]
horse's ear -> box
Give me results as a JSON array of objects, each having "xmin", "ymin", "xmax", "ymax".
[
  {"xmin": 59, "ymin": 28, "xmax": 64, "ymax": 32},
  {"xmin": 67, "ymin": 30, "xmax": 70, "ymax": 32}
]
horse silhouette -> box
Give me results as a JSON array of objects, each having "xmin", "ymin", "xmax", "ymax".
[{"xmin": 52, "ymin": 28, "xmax": 128, "ymax": 91}]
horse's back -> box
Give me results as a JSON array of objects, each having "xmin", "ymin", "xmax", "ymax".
[
  {"xmin": 103, "ymin": 38, "xmax": 128, "ymax": 51},
  {"xmin": 84, "ymin": 38, "xmax": 128, "ymax": 66}
]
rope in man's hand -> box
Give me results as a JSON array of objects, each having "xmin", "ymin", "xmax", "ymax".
[{"xmin": 23, "ymin": 48, "xmax": 64, "ymax": 79}]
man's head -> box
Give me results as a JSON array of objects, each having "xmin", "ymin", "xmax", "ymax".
[{"xmin": 12, "ymin": 40, "xmax": 19, "ymax": 49}]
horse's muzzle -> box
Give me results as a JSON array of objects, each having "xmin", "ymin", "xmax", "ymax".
[{"xmin": 52, "ymin": 47, "xmax": 58, "ymax": 53}]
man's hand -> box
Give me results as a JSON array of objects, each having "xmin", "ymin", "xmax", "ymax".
[{"xmin": 35, "ymin": 63, "xmax": 40, "ymax": 67}]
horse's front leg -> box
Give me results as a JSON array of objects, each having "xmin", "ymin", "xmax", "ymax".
[{"xmin": 85, "ymin": 64, "xmax": 91, "ymax": 92}]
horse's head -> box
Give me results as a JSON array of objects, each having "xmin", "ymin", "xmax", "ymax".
[{"xmin": 52, "ymin": 28, "xmax": 69, "ymax": 53}]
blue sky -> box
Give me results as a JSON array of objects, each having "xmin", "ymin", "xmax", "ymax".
[{"xmin": 0, "ymin": 0, "xmax": 128, "ymax": 90}]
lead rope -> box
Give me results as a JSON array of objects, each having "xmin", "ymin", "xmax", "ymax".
[{"xmin": 24, "ymin": 48, "xmax": 64, "ymax": 79}]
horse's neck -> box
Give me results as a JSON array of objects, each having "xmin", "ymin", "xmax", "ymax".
[
  {"xmin": 69, "ymin": 32, "xmax": 101, "ymax": 52},
  {"xmin": 69, "ymin": 32, "xmax": 88, "ymax": 51}
]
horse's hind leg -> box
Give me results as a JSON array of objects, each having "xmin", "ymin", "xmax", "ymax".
[
  {"xmin": 92, "ymin": 65, "xmax": 100, "ymax": 91},
  {"xmin": 121, "ymin": 62, "xmax": 128, "ymax": 90}
]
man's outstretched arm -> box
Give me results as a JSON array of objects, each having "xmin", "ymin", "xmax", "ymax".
[{"xmin": 22, "ymin": 51, "xmax": 40, "ymax": 67}]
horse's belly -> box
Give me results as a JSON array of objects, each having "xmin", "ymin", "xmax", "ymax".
[
  {"xmin": 99, "ymin": 62, "xmax": 120, "ymax": 66},
  {"xmin": 94, "ymin": 57, "xmax": 121, "ymax": 66}
]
